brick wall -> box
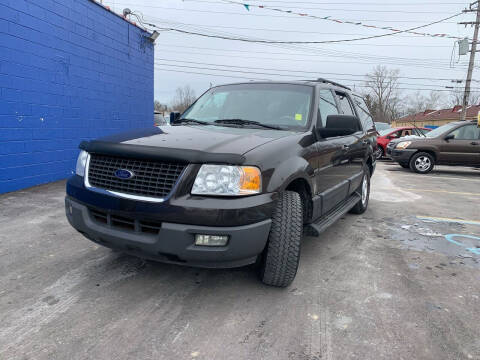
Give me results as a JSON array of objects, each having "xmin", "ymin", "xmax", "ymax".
[{"xmin": 0, "ymin": 0, "xmax": 154, "ymax": 194}]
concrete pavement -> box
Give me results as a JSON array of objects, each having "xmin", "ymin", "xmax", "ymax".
[{"xmin": 0, "ymin": 162, "xmax": 479, "ymax": 360}]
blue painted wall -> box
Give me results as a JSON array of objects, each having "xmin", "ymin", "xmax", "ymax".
[{"xmin": 0, "ymin": 0, "xmax": 154, "ymax": 194}]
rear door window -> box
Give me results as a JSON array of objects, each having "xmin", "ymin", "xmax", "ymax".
[
  {"xmin": 335, "ymin": 91, "xmax": 355, "ymax": 116},
  {"xmin": 317, "ymin": 89, "xmax": 339, "ymax": 127}
]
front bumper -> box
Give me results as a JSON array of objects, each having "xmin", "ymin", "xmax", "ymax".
[
  {"xmin": 388, "ymin": 148, "xmax": 416, "ymax": 163},
  {"xmin": 66, "ymin": 197, "xmax": 271, "ymax": 268},
  {"xmin": 65, "ymin": 175, "xmax": 275, "ymax": 268}
]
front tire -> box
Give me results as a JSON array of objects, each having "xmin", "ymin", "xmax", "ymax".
[
  {"xmin": 260, "ymin": 191, "xmax": 303, "ymax": 287},
  {"xmin": 350, "ymin": 167, "xmax": 370, "ymax": 215},
  {"xmin": 409, "ymin": 152, "xmax": 434, "ymax": 174},
  {"xmin": 375, "ymin": 146, "xmax": 384, "ymax": 159}
]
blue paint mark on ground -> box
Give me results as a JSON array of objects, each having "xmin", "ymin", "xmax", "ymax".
[{"xmin": 445, "ymin": 234, "xmax": 480, "ymax": 256}]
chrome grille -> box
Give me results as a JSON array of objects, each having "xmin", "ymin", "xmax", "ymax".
[{"xmin": 87, "ymin": 154, "xmax": 186, "ymax": 199}]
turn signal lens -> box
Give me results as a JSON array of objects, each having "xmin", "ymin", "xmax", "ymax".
[{"xmin": 239, "ymin": 166, "xmax": 261, "ymax": 194}]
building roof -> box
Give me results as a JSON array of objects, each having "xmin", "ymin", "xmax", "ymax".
[
  {"xmin": 89, "ymin": 0, "xmax": 151, "ymax": 33},
  {"xmin": 396, "ymin": 105, "xmax": 480, "ymax": 123}
]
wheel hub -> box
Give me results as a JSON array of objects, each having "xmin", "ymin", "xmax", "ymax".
[
  {"xmin": 361, "ymin": 175, "xmax": 368, "ymax": 206},
  {"xmin": 415, "ymin": 156, "xmax": 431, "ymax": 171}
]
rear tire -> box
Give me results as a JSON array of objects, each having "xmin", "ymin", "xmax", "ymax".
[
  {"xmin": 260, "ymin": 191, "xmax": 303, "ymax": 287},
  {"xmin": 409, "ymin": 152, "xmax": 434, "ymax": 174},
  {"xmin": 349, "ymin": 166, "xmax": 370, "ymax": 215}
]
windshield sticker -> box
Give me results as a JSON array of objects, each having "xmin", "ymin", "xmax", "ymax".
[{"xmin": 295, "ymin": 114, "xmax": 303, "ymax": 121}]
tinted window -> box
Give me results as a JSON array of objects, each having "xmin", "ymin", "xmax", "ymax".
[
  {"xmin": 353, "ymin": 95, "xmax": 375, "ymax": 131},
  {"xmin": 448, "ymin": 124, "xmax": 480, "ymax": 140},
  {"xmin": 317, "ymin": 89, "xmax": 339, "ymax": 127},
  {"xmin": 181, "ymin": 83, "xmax": 314, "ymax": 130},
  {"xmin": 335, "ymin": 92, "xmax": 354, "ymax": 116}
]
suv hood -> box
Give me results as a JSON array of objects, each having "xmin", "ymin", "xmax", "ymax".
[
  {"xmin": 99, "ymin": 125, "xmax": 295, "ymax": 154},
  {"xmin": 80, "ymin": 125, "xmax": 298, "ymax": 165}
]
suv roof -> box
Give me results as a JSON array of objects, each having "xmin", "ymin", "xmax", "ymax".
[
  {"xmin": 301, "ymin": 78, "xmax": 352, "ymax": 91},
  {"xmin": 214, "ymin": 79, "xmax": 360, "ymax": 96}
]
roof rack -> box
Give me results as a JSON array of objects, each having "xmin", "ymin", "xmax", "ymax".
[{"xmin": 303, "ymin": 78, "xmax": 351, "ymax": 91}]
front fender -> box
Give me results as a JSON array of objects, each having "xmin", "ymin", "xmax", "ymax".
[
  {"xmin": 264, "ymin": 156, "xmax": 314, "ymax": 193},
  {"xmin": 411, "ymin": 145, "xmax": 439, "ymax": 159}
]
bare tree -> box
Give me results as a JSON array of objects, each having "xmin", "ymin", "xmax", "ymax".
[
  {"xmin": 403, "ymin": 91, "xmax": 444, "ymax": 115},
  {"xmin": 171, "ymin": 86, "xmax": 197, "ymax": 112},
  {"xmin": 448, "ymin": 89, "xmax": 480, "ymax": 107},
  {"xmin": 363, "ymin": 66, "xmax": 403, "ymax": 123}
]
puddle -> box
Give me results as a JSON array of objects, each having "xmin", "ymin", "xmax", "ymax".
[{"xmin": 389, "ymin": 217, "xmax": 480, "ymax": 268}]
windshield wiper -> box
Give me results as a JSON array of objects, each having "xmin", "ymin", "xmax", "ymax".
[
  {"xmin": 214, "ymin": 119, "xmax": 284, "ymax": 130},
  {"xmin": 410, "ymin": 121, "xmax": 426, "ymax": 137},
  {"xmin": 176, "ymin": 118, "xmax": 210, "ymax": 125}
]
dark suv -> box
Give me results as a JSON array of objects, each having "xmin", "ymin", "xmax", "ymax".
[
  {"xmin": 65, "ymin": 80, "xmax": 377, "ymax": 287},
  {"xmin": 388, "ymin": 121, "xmax": 480, "ymax": 173}
]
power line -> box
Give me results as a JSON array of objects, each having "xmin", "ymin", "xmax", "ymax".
[
  {"xmin": 149, "ymin": 12, "xmax": 463, "ymax": 44},
  {"xmin": 152, "ymin": 41, "xmax": 464, "ymax": 67},
  {"xmin": 220, "ymin": 0, "xmax": 465, "ymax": 40},
  {"xmin": 185, "ymin": 0, "xmax": 466, "ymax": 5},
  {"xmin": 112, "ymin": 3, "xmax": 461, "ymax": 23},
  {"xmin": 154, "ymin": 66, "xmax": 473, "ymax": 92},
  {"xmin": 153, "ymin": 46, "xmax": 473, "ymax": 71},
  {"xmin": 181, "ymin": 0, "xmax": 455, "ymax": 13},
  {"xmin": 149, "ymin": 17, "xmax": 466, "ymax": 66},
  {"xmin": 149, "ymin": 16, "xmax": 475, "ymax": 69},
  {"xmin": 153, "ymin": 57, "xmax": 479, "ymax": 82},
  {"xmin": 154, "ymin": 62, "xmax": 480, "ymax": 90},
  {"xmin": 148, "ymin": 17, "xmax": 457, "ymax": 42}
]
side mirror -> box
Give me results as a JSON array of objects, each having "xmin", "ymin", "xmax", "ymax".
[
  {"xmin": 170, "ymin": 112, "xmax": 181, "ymax": 124},
  {"xmin": 444, "ymin": 134, "xmax": 455, "ymax": 142},
  {"xmin": 317, "ymin": 115, "xmax": 362, "ymax": 139}
]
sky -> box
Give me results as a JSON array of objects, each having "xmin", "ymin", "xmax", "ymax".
[{"xmin": 101, "ymin": 0, "xmax": 478, "ymax": 105}]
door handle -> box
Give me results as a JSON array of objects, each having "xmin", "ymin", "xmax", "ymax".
[{"xmin": 471, "ymin": 142, "xmax": 479, "ymax": 145}]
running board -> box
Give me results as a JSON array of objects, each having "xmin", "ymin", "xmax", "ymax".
[{"xmin": 304, "ymin": 193, "xmax": 361, "ymax": 237}]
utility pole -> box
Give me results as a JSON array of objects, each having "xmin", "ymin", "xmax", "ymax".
[{"xmin": 460, "ymin": 1, "xmax": 480, "ymax": 120}]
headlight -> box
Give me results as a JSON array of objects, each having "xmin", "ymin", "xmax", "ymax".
[
  {"xmin": 75, "ymin": 150, "xmax": 88, "ymax": 176},
  {"xmin": 396, "ymin": 141, "xmax": 411, "ymax": 150},
  {"xmin": 192, "ymin": 165, "xmax": 261, "ymax": 196}
]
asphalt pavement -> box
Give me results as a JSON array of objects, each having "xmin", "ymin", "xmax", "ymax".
[{"xmin": 1, "ymin": 162, "xmax": 479, "ymax": 360}]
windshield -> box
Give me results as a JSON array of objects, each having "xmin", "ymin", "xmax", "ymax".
[
  {"xmin": 425, "ymin": 123, "xmax": 458, "ymax": 138},
  {"xmin": 379, "ymin": 128, "xmax": 394, "ymax": 136},
  {"xmin": 181, "ymin": 83, "xmax": 314, "ymax": 130}
]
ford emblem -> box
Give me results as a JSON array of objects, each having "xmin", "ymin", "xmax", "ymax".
[{"xmin": 114, "ymin": 169, "xmax": 135, "ymax": 180}]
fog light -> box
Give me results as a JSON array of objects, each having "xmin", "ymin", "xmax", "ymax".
[{"xmin": 195, "ymin": 234, "xmax": 229, "ymax": 247}]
